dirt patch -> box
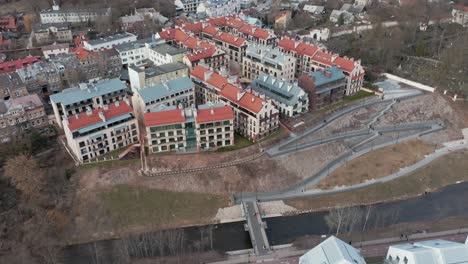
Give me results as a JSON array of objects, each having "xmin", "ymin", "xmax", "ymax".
[
  {"xmin": 316, "ymin": 139, "xmax": 437, "ymax": 189},
  {"xmin": 286, "ymin": 150, "xmax": 468, "ymax": 211}
]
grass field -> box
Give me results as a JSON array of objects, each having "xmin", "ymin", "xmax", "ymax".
[
  {"xmin": 286, "ymin": 150, "xmax": 468, "ymax": 211},
  {"xmin": 101, "ymin": 185, "xmax": 229, "ymax": 229},
  {"xmin": 318, "ymin": 91, "xmax": 374, "ymax": 114},
  {"xmin": 316, "ymin": 139, "xmax": 437, "ymax": 189}
]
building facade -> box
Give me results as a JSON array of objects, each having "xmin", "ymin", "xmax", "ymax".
[
  {"xmin": 174, "ymin": 0, "xmax": 202, "ymax": 13},
  {"xmin": 452, "ymin": 5, "xmax": 468, "ymax": 27},
  {"xmin": 32, "ymin": 23, "xmax": 72, "ymax": 45},
  {"xmin": 50, "ymin": 78, "xmax": 128, "ymax": 128},
  {"xmin": 62, "ymin": 99, "xmax": 139, "ymax": 162},
  {"xmin": 278, "ymin": 37, "xmax": 365, "ymax": 95},
  {"xmin": 190, "ymin": 65, "xmax": 279, "ymax": 141},
  {"xmin": 196, "ymin": 0, "xmax": 241, "ymax": 17},
  {"xmin": 42, "ymin": 43, "xmax": 70, "ymax": 59},
  {"xmin": 128, "ymin": 62, "xmax": 189, "ymax": 90},
  {"xmin": 242, "ymin": 45, "xmax": 296, "ymax": 82},
  {"xmin": 0, "ymin": 94, "xmax": 48, "ymax": 142},
  {"xmin": 40, "ymin": 3, "xmax": 111, "ymax": 24},
  {"xmin": 298, "ymin": 66, "xmax": 346, "ymax": 110},
  {"xmin": 251, "ymin": 73, "xmax": 308, "ymax": 117},
  {"xmin": 145, "ymin": 103, "xmax": 234, "ymax": 153}
]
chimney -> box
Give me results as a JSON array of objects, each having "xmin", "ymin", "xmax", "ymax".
[
  {"xmin": 86, "ymin": 107, "xmax": 92, "ymax": 116},
  {"xmin": 123, "ymin": 97, "xmax": 130, "ymax": 106},
  {"xmin": 74, "ymin": 114, "xmax": 79, "ymax": 119},
  {"xmin": 204, "ymin": 69, "xmax": 213, "ymax": 81},
  {"xmin": 181, "ymin": 109, "xmax": 185, "ymax": 117},
  {"xmin": 98, "ymin": 111, "xmax": 106, "ymax": 122},
  {"xmin": 103, "ymin": 104, "xmax": 109, "ymax": 111},
  {"xmin": 210, "ymin": 108, "xmax": 214, "ymax": 115},
  {"xmin": 251, "ymin": 97, "xmax": 255, "ymax": 103},
  {"xmin": 237, "ymin": 91, "xmax": 245, "ymax": 101},
  {"xmin": 115, "ymin": 101, "xmax": 120, "ymax": 107}
]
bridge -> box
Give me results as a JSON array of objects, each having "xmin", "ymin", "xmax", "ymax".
[{"xmin": 242, "ymin": 201, "xmax": 271, "ymax": 256}]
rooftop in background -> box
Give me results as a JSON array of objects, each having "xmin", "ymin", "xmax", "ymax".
[
  {"xmin": 137, "ymin": 76, "xmax": 193, "ymax": 103},
  {"xmin": 0, "ymin": 56, "xmax": 41, "ymax": 74},
  {"xmin": 33, "ymin": 22, "xmax": 70, "ymax": 32},
  {"xmin": 144, "ymin": 105, "xmax": 185, "ymax": 127},
  {"xmin": 67, "ymin": 100, "xmax": 133, "ymax": 131},
  {"xmin": 252, "ymin": 73, "xmax": 304, "ymax": 106},
  {"xmin": 84, "ymin": 32, "xmax": 137, "ymax": 47},
  {"xmin": 40, "ymin": 6, "xmax": 111, "ymax": 15},
  {"xmin": 130, "ymin": 62, "xmax": 188, "ymax": 79},
  {"xmin": 114, "ymin": 38, "xmax": 154, "ymax": 52},
  {"xmin": 50, "ymin": 78, "xmax": 127, "ymax": 106},
  {"xmin": 151, "ymin": 43, "xmax": 187, "ymax": 56},
  {"xmin": 42, "ymin": 43, "xmax": 69, "ymax": 51},
  {"xmin": 196, "ymin": 104, "xmax": 234, "ymax": 123},
  {"xmin": 2, "ymin": 94, "xmax": 44, "ymax": 114}
]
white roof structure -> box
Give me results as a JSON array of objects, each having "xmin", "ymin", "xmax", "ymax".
[
  {"xmin": 303, "ymin": 5, "xmax": 325, "ymax": 14},
  {"xmin": 386, "ymin": 239, "xmax": 468, "ymax": 264},
  {"xmin": 299, "ymin": 236, "xmax": 367, "ymax": 264}
]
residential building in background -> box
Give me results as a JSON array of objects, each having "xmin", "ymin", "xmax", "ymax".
[
  {"xmin": 39, "ymin": 2, "xmax": 111, "ymax": 24},
  {"xmin": 386, "ymin": 239, "xmax": 468, "ymax": 264},
  {"xmin": 242, "ymin": 45, "xmax": 296, "ymax": 82},
  {"xmin": 299, "ymin": 236, "xmax": 367, "ymax": 264},
  {"xmin": 278, "ymin": 37, "xmax": 364, "ymax": 95},
  {"xmin": 190, "ymin": 65, "xmax": 279, "ymax": 141},
  {"xmin": 50, "ymin": 78, "xmax": 128, "ymax": 127},
  {"xmin": 183, "ymin": 42, "xmax": 227, "ymax": 69},
  {"xmin": 452, "ymin": 5, "xmax": 468, "ymax": 27},
  {"xmin": 298, "ymin": 66, "xmax": 346, "ymax": 110},
  {"xmin": 135, "ymin": 8, "xmax": 169, "ymax": 25},
  {"xmin": 16, "ymin": 61, "xmax": 62, "ymax": 97},
  {"xmin": 83, "ymin": 32, "xmax": 137, "ymax": 51},
  {"xmin": 0, "ymin": 56, "xmax": 40, "ymax": 74},
  {"xmin": 134, "ymin": 76, "xmax": 195, "ymax": 112},
  {"xmin": 115, "ymin": 39, "xmax": 185, "ymax": 66},
  {"xmin": 62, "ymin": 98, "xmax": 139, "ymax": 162},
  {"xmin": 0, "ymin": 94, "xmax": 48, "ymax": 142},
  {"xmin": 144, "ymin": 103, "xmax": 234, "ymax": 153},
  {"xmin": 99, "ymin": 48, "xmax": 122, "ymax": 78},
  {"xmin": 0, "ymin": 72, "xmax": 29, "ymax": 100},
  {"xmin": 275, "ymin": 12, "xmax": 291, "ymax": 31},
  {"xmin": 42, "ymin": 43, "xmax": 70, "ymax": 59},
  {"xmin": 32, "ymin": 23, "xmax": 72, "ymax": 45},
  {"xmin": 175, "ymin": 0, "xmax": 202, "ymax": 13},
  {"xmin": 129, "ymin": 62, "xmax": 189, "ymax": 90},
  {"xmin": 197, "ymin": 0, "xmax": 241, "ymax": 18},
  {"xmin": 119, "ymin": 13, "xmax": 145, "ymax": 32},
  {"xmin": 251, "ymin": 73, "xmax": 308, "ymax": 117}
]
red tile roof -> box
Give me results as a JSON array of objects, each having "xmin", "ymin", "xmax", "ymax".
[
  {"xmin": 190, "ymin": 65, "xmax": 228, "ymax": 89},
  {"xmin": 144, "ymin": 108, "xmax": 185, "ymax": 127},
  {"xmin": 220, "ymin": 84, "xmax": 263, "ymax": 114},
  {"xmin": 185, "ymin": 42, "xmax": 217, "ymax": 62},
  {"xmin": 296, "ymin": 42, "xmax": 319, "ymax": 57},
  {"xmin": 196, "ymin": 105, "xmax": 234, "ymax": 123},
  {"xmin": 67, "ymin": 102, "xmax": 133, "ymax": 131},
  {"xmin": 0, "ymin": 56, "xmax": 41, "ymax": 74},
  {"xmin": 184, "ymin": 36, "xmax": 198, "ymax": 50},
  {"xmin": 208, "ymin": 17, "xmax": 228, "ymax": 27},
  {"xmin": 278, "ymin": 38, "xmax": 296, "ymax": 51},
  {"xmin": 213, "ymin": 32, "xmax": 246, "ymax": 47},
  {"xmin": 252, "ymin": 28, "xmax": 270, "ymax": 40},
  {"xmin": 332, "ymin": 56, "xmax": 356, "ymax": 73},
  {"xmin": 226, "ymin": 17, "xmax": 245, "ymax": 29},
  {"xmin": 73, "ymin": 47, "xmax": 99, "ymax": 61},
  {"xmin": 312, "ymin": 50, "xmax": 334, "ymax": 66},
  {"xmin": 190, "ymin": 65, "xmax": 208, "ymax": 81},
  {"xmin": 239, "ymin": 24, "xmax": 254, "ymax": 35},
  {"xmin": 182, "ymin": 22, "xmax": 203, "ymax": 33},
  {"xmin": 202, "ymin": 25, "xmax": 219, "ymax": 36}
]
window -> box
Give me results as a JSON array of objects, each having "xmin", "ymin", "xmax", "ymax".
[{"xmin": 152, "ymin": 146, "xmax": 159, "ymax": 152}]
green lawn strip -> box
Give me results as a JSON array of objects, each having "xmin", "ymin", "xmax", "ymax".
[
  {"xmin": 100, "ymin": 185, "xmax": 229, "ymax": 228},
  {"xmin": 286, "ymin": 150, "xmax": 468, "ymax": 210}
]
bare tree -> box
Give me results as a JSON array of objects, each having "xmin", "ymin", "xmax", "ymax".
[{"xmin": 4, "ymin": 154, "xmax": 45, "ymax": 201}]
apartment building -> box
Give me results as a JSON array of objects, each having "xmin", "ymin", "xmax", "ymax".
[
  {"xmin": 134, "ymin": 76, "xmax": 195, "ymax": 112},
  {"xmin": 298, "ymin": 66, "xmax": 346, "ymax": 110},
  {"xmin": 50, "ymin": 78, "xmax": 128, "ymax": 127},
  {"xmin": 0, "ymin": 94, "xmax": 48, "ymax": 142},
  {"xmin": 83, "ymin": 32, "xmax": 137, "ymax": 51},
  {"xmin": 128, "ymin": 62, "xmax": 189, "ymax": 90},
  {"xmin": 174, "ymin": 0, "xmax": 202, "ymax": 13},
  {"xmin": 452, "ymin": 5, "xmax": 468, "ymax": 27},
  {"xmin": 40, "ymin": 3, "xmax": 111, "ymax": 24},
  {"xmin": 0, "ymin": 56, "xmax": 40, "ymax": 74},
  {"xmin": 278, "ymin": 37, "xmax": 365, "ymax": 95},
  {"xmin": 72, "ymin": 47, "xmax": 101, "ymax": 80},
  {"xmin": 42, "ymin": 43, "xmax": 70, "ymax": 59},
  {"xmin": 199, "ymin": 28, "xmax": 248, "ymax": 63},
  {"xmin": 223, "ymin": 16, "xmax": 276, "ymax": 46},
  {"xmin": 196, "ymin": 0, "xmax": 241, "ymax": 17},
  {"xmin": 32, "ymin": 23, "xmax": 72, "ymax": 45},
  {"xmin": 62, "ymin": 98, "xmax": 139, "ymax": 162},
  {"xmin": 16, "ymin": 61, "xmax": 62, "ymax": 96},
  {"xmin": 251, "ymin": 73, "xmax": 308, "ymax": 117},
  {"xmin": 242, "ymin": 45, "xmax": 296, "ymax": 82},
  {"xmin": 0, "ymin": 72, "xmax": 28, "ymax": 100},
  {"xmin": 144, "ymin": 103, "xmax": 234, "ymax": 153},
  {"xmin": 148, "ymin": 43, "xmax": 187, "ymax": 65},
  {"xmin": 183, "ymin": 42, "xmax": 227, "ymax": 69},
  {"xmin": 190, "ymin": 65, "xmax": 279, "ymax": 141}
]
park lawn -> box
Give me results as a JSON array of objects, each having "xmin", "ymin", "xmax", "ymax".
[
  {"xmin": 101, "ymin": 185, "xmax": 229, "ymax": 229},
  {"xmin": 316, "ymin": 139, "xmax": 437, "ymax": 189},
  {"xmin": 286, "ymin": 149, "xmax": 468, "ymax": 211}
]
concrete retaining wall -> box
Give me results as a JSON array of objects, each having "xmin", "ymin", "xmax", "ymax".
[{"xmin": 384, "ymin": 73, "xmax": 436, "ymax": 93}]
